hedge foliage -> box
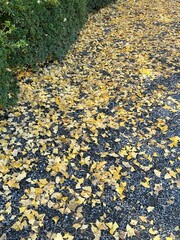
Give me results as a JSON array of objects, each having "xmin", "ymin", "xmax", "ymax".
[
  {"xmin": 88, "ymin": 0, "xmax": 116, "ymax": 11},
  {"xmin": 0, "ymin": 0, "xmax": 115, "ymax": 109}
]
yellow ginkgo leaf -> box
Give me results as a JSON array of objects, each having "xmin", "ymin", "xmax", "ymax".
[
  {"xmin": 52, "ymin": 216, "xmax": 59, "ymax": 224},
  {"xmin": 119, "ymin": 148, "xmax": 128, "ymax": 157},
  {"xmin": 16, "ymin": 171, "xmax": 27, "ymax": 182},
  {"xmin": 91, "ymin": 224, "xmax": 100, "ymax": 235},
  {"xmin": 115, "ymin": 182, "xmax": 126, "ymax": 199},
  {"xmin": 168, "ymin": 169, "xmax": 177, "ymax": 178},
  {"xmin": 139, "ymin": 68, "xmax": 153, "ymax": 76},
  {"xmin": 6, "ymin": 179, "xmax": 19, "ymax": 189},
  {"xmin": 127, "ymin": 151, "xmax": 137, "ymax": 160},
  {"xmin": 147, "ymin": 206, "xmax": 154, "ymax": 212},
  {"xmin": 149, "ymin": 228, "xmax": 158, "ymax": 235},
  {"xmin": 126, "ymin": 224, "xmax": 135, "ymax": 237},
  {"xmin": 0, "ymin": 215, "xmax": 5, "ymax": 221},
  {"xmin": 73, "ymin": 223, "xmax": 81, "ymax": 230},
  {"xmin": 154, "ymin": 169, "xmax": 161, "ymax": 177},
  {"xmin": 12, "ymin": 221, "xmax": 23, "ymax": 231},
  {"xmin": 139, "ymin": 216, "xmax": 147, "ymax": 222},
  {"xmin": 153, "ymin": 235, "xmax": 161, "ymax": 240},
  {"xmin": 54, "ymin": 233, "xmax": 63, "ymax": 240},
  {"xmin": 0, "ymin": 233, "xmax": 7, "ymax": 240},
  {"xmin": 130, "ymin": 219, "xmax": 138, "ymax": 225},
  {"xmin": 109, "ymin": 222, "xmax": 119, "ymax": 235},
  {"xmin": 164, "ymin": 173, "xmax": 171, "ymax": 179},
  {"xmin": 95, "ymin": 220, "xmax": 107, "ymax": 231},
  {"xmin": 169, "ymin": 136, "xmax": 180, "ymax": 148},
  {"xmin": 81, "ymin": 186, "xmax": 92, "ymax": 198},
  {"xmin": 63, "ymin": 233, "xmax": 74, "ymax": 240},
  {"xmin": 140, "ymin": 178, "xmax": 151, "ymax": 188},
  {"xmin": 0, "ymin": 163, "xmax": 9, "ymax": 174},
  {"xmin": 19, "ymin": 206, "xmax": 26, "ymax": 214}
]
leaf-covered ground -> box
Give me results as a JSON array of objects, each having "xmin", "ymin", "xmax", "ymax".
[{"xmin": 0, "ymin": 0, "xmax": 180, "ymax": 239}]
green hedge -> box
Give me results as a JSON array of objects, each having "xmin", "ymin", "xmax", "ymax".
[
  {"xmin": 0, "ymin": 20, "xmax": 20, "ymax": 109},
  {"xmin": 0, "ymin": 49, "xmax": 19, "ymax": 108},
  {"xmin": 88, "ymin": 0, "xmax": 116, "ymax": 11},
  {"xmin": 0, "ymin": 0, "xmax": 115, "ymax": 109}
]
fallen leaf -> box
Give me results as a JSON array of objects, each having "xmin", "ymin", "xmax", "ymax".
[
  {"xmin": 139, "ymin": 216, "xmax": 148, "ymax": 222},
  {"xmin": 63, "ymin": 233, "xmax": 74, "ymax": 240},
  {"xmin": 0, "ymin": 233, "xmax": 7, "ymax": 240},
  {"xmin": 140, "ymin": 178, "xmax": 151, "ymax": 188},
  {"xmin": 115, "ymin": 182, "xmax": 126, "ymax": 199},
  {"xmin": 169, "ymin": 136, "xmax": 180, "ymax": 148},
  {"xmin": 16, "ymin": 171, "xmax": 27, "ymax": 182},
  {"xmin": 154, "ymin": 169, "xmax": 161, "ymax": 178},
  {"xmin": 149, "ymin": 228, "xmax": 158, "ymax": 235},
  {"xmin": 126, "ymin": 224, "xmax": 136, "ymax": 237},
  {"xmin": 153, "ymin": 235, "xmax": 161, "ymax": 240},
  {"xmin": 154, "ymin": 183, "xmax": 163, "ymax": 195},
  {"xmin": 109, "ymin": 222, "xmax": 119, "ymax": 235},
  {"xmin": 130, "ymin": 219, "xmax": 138, "ymax": 225},
  {"xmin": 54, "ymin": 233, "xmax": 64, "ymax": 240},
  {"xmin": 147, "ymin": 206, "xmax": 154, "ymax": 212}
]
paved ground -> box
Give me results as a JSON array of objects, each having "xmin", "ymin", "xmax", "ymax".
[{"xmin": 0, "ymin": 0, "xmax": 180, "ymax": 239}]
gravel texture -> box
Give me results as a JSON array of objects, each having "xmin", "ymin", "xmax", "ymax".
[{"xmin": 0, "ymin": 0, "xmax": 180, "ymax": 239}]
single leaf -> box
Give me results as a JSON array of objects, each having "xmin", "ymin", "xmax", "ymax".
[
  {"xmin": 54, "ymin": 233, "xmax": 63, "ymax": 240},
  {"xmin": 149, "ymin": 228, "xmax": 158, "ymax": 235},
  {"xmin": 153, "ymin": 235, "xmax": 161, "ymax": 240},
  {"xmin": 147, "ymin": 206, "xmax": 154, "ymax": 212},
  {"xmin": 16, "ymin": 171, "xmax": 27, "ymax": 182},
  {"xmin": 126, "ymin": 224, "xmax": 135, "ymax": 237},
  {"xmin": 139, "ymin": 216, "xmax": 147, "ymax": 222},
  {"xmin": 169, "ymin": 136, "xmax": 180, "ymax": 148},
  {"xmin": 109, "ymin": 222, "xmax": 119, "ymax": 235},
  {"xmin": 154, "ymin": 169, "xmax": 161, "ymax": 177}
]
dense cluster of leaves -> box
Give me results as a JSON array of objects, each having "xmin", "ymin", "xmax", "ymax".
[{"xmin": 0, "ymin": 0, "xmax": 179, "ymax": 239}]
